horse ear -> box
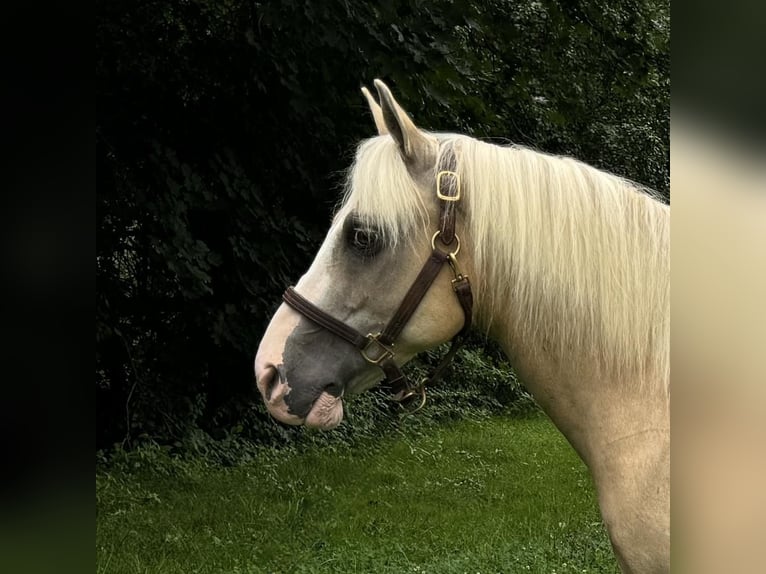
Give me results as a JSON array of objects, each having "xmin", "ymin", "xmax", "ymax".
[
  {"xmin": 361, "ymin": 86, "xmax": 388, "ymax": 135},
  {"xmin": 373, "ymin": 79, "xmax": 432, "ymax": 164}
]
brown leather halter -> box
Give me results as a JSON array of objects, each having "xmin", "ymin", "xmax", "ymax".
[{"xmin": 282, "ymin": 144, "xmax": 473, "ymax": 412}]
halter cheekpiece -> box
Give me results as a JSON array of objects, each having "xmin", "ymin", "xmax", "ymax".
[{"xmin": 282, "ymin": 143, "xmax": 473, "ymax": 413}]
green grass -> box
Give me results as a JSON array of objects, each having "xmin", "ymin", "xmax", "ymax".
[{"xmin": 96, "ymin": 414, "xmax": 618, "ymax": 573}]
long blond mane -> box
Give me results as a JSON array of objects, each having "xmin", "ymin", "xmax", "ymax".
[{"xmin": 340, "ymin": 134, "xmax": 670, "ymax": 388}]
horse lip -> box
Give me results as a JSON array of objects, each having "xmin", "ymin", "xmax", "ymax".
[{"xmin": 304, "ymin": 390, "xmax": 344, "ymax": 429}]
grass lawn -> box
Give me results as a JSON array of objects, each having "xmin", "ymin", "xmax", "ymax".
[{"xmin": 96, "ymin": 414, "xmax": 618, "ymax": 573}]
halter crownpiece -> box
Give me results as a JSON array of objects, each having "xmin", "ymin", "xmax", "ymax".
[{"xmin": 282, "ymin": 143, "xmax": 473, "ymax": 413}]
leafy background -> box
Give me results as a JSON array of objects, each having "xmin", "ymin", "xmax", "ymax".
[{"xmin": 96, "ymin": 0, "xmax": 669, "ymax": 454}]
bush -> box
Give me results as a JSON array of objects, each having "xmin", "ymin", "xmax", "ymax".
[
  {"xmin": 97, "ymin": 0, "xmax": 668, "ymax": 455},
  {"xmin": 98, "ymin": 338, "xmax": 538, "ymax": 470}
]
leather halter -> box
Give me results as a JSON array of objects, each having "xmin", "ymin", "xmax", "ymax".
[{"xmin": 282, "ymin": 144, "xmax": 473, "ymax": 412}]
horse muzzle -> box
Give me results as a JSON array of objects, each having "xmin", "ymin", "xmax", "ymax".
[{"xmin": 255, "ymin": 362, "xmax": 345, "ymax": 429}]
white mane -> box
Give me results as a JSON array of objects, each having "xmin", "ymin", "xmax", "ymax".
[{"xmin": 340, "ymin": 135, "xmax": 670, "ymax": 388}]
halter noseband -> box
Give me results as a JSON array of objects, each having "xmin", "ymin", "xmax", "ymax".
[{"xmin": 282, "ymin": 144, "xmax": 473, "ymax": 412}]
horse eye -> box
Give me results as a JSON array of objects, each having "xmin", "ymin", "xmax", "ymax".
[
  {"xmin": 347, "ymin": 225, "xmax": 381, "ymax": 257},
  {"xmin": 354, "ymin": 229, "xmax": 372, "ymax": 248}
]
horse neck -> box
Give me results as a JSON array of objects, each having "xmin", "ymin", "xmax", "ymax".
[{"xmin": 479, "ymin": 283, "xmax": 669, "ymax": 471}]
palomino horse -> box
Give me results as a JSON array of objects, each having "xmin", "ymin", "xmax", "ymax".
[{"xmin": 255, "ymin": 80, "xmax": 669, "ymax": 573}]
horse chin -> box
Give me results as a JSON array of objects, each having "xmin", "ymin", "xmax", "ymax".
[{"xmin": 305, "ymin": 391, "xmax": 344, "ymax": 429}]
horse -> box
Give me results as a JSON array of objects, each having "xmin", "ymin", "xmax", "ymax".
[{"xmin": 254, "ymin": 79, "xmax": 669, "ymax": 573}]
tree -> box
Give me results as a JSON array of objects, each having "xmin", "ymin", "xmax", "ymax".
[{"xmin": 96, "ymin": 0, "xmax": 669, "ymax": 449}]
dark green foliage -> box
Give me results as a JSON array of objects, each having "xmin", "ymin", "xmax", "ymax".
[{"xmin": 96, "ymin": 0, "xmax": 669, "ymax": 452}]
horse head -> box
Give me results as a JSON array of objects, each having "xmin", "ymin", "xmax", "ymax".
[{"xmin": 254, "ymin": 80, "xmax": 472, "ymax": 429}]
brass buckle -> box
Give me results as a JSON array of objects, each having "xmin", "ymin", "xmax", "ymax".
[
  {"xmin": 436, "ymin": 170, "xmax": 460, "ymax": 201},
  {"xmin": 361, "ymin": 333, "xmax": 394, "ymax": 365}
]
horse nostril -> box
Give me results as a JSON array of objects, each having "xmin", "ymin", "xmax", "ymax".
[{"xmin": 258, "ymin": 366, "xmax": 279, "ymax": 401}]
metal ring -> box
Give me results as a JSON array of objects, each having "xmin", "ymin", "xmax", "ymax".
[
  {"xmin": 431, "ymin": 231, "xmax": 460, "ymax": 256},
  {"xmin": 396, "ymin": 385, "xmax": 427, "ymax": 415}
]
